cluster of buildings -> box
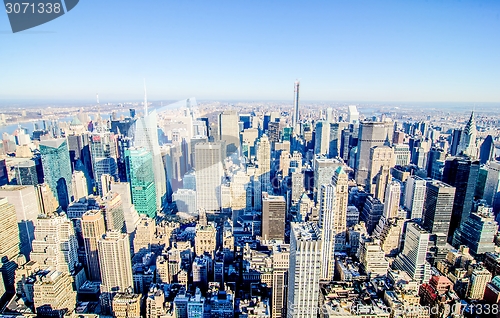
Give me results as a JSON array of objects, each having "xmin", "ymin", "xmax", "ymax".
[{"xmin": 0, "ymin": 85, "xmax": 499, "ymax": 317}]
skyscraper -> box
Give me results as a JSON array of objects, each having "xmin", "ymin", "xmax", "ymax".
[
  {"xmin": 272, "ymin": 244, "xmax": 289, "ymax": 318},
  {"xmin": 81, "ymin": 210, "xmax": 106, "ymax": 282},
  {"xmin": 442, "ymin": 156, "xmax": 479, "ymax": 242},
  {"xmin": 287, "ymin": 222, "xmax": 322, "ymax": 318},
  {"xmin": 393, "ymin": 222, "xmax": 431, "ymax": 283},
  {"xmin": 125, "ymin": 148, "xmax": 157, "ymax": 218},
  {"xmin": 422, "ymin": 180, "xmax": 456, "ymax": 236},
  {"xmin": 314, "ymin": 121, "xmax": 329, "ymax": 156},
  {"xmin": 90, "ymin": 132, "xmax": 118, "ymax": 196},
  {"xmin": 39, "ymin": 138, "xmax": 73, "ymax": 210},
  {"xmin": 0, "ymin": 197, "xmax": 20, "ymax": 261},
  {"xmin": 134, "ymin": 109, "xmax": 167, "ymax": 210},
  {"xmin": 292, "ymin": 81, "xmax": 300, "ymax": 131},
  {"xmin": 347, "ymin": 105, "xmax": 359, "ymax": 124},
  {"xmin": 457, "ymin": 112, "xmax": 478, "ymax": 159},
  {"xmin": 257, "ymin": 135, "xmax": 271, "ymax": 194},
  {"xmin": 195, "ymin": 142, "xmax": 224, "ymax": 213},
  {"xmin": 483, "ymin": 161, "xmax": 500, "ymax": 208},
  {"xmin": 261, "ymin": 193, "xmax": 286, "ymax": 241},
  {"xmin": 355, "ymin": 121, "xmax": 393, "ymax": 186},
  {"xmin": 480, "ymin": 135, "xmax": 495, "ymax": 165},
  {"xmin": 0, "ymin": 185, "xmax": 42, "ymax": 256},
  {"xmin": 30, "ymin": 213, "xmax": 79, "ymax": 274},
  {"xmin": 218, "ymin": 110, "xmax": 240, "ymax": 156},
  {"xmin": 383, "ymin": 180, "xmax": 401, "ymax": 219},
  {"xmin": 98, "ymin": 230, "xmax": 133, "ymax": 293},
  {"xmin": 403, "ymin": 175, "xmax": 427, "ymax": 219}
]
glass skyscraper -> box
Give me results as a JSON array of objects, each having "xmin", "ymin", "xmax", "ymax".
[
  {"xmin": 39, "ymin": 138, "xmax": 73, "ymax": 210},
  {"xmin": 125, "ymin": 148, "xmax": 157, "ymax": 218}
]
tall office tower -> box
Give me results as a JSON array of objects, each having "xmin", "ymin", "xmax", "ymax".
[
  {"xmin": 422, "ymin": 180, "xmax": 456, "ymax": 236},
  {"xmin": 34, "ymin": 183, "xmax": 59, "ymax": 215},
  {"xmin": 347, "ymin": 105, "xmax": 359, "ymax": 124},
  {"xmin": 218, "ymin": 110, "xmax": 240, "ymax": 156},
  {"xmin": 272, "ymin": 244, "xmax": 290, "ymax": 318},
  {"xmin": 125, "ymin": 148, "xmax": 157, "ymax": 218},
  {"xmin": 360, "ymin": 195, "xmax": 384, "ymax": 235},
  {"xmin": 134, "ymin": 109, "xmax": 167, "ymax": 210},
  {"xmin": 313, "ymin": 157, "xmax": 342, "ymax": 195},
  {"xmin": 0, "ymin": 198, "xmax": 20, "ymax": 261},
  {"xmin": 393, "ymin": 222, "xmax": 431, "ymax": 283},
  {"xmin": 268, "ymin": 121, "xmax": 281, "ymax": 143},
  {"xmin": 484, "ymin": 161, "xmax": 500, "ymax": 208},
  {"xmin": 457, "ymin": 112, "xmax": 478, "ymax": 159},
  {"xmin": 111, "ymin": 181, "xmax": 140, "ymax": 234},
  {"xmin": 367, "ymin": 146, "xmax": 395, "ymax": 198},
  {"xmin": 101, "ymin": 192, "xmax": 125, "ymax": 232},
  {"xmin": 14, "ymin": 160, "xmax": 38, "ymax": 186},
  {"xmin": 287, "ymin": 222, "xmax": 322, "ymax": 318},
  {"xmin": 32, "ymin": 269, "xmax": 77, "ymax": 315},
  {"xmin": 195, "ymin": 142, "xmax": 224, "ymax": 213},
  {"xmin": 194, "ymin": 222, "xmax": 217, "ymax": 257},
  {"xmin": 359, "ymin": 239, "xmax": 389, "ymax": 277},
  {"xmin": 426, "ymin": 147, "xmax": 446, "ymax": 179},
  {"xmin": 39, "ymin": 138, "xmax": 73, "ymax": 210},
  {"xmin": 0, "ymin": 185, "xmax": 41, "ymax": 256},
  {"xmin": 90, "ymin": 132, "xmax": 118, "ymax": 196},
  {"xmin": 30, "ymin": 213, "xmax": 79, "ymax": 274},
  {"xmin": 280, "ymin": 150, "xmax": 290, "ymax": 176},
  {"xmin": 468, "ymin": 266, "xmax": 492, "ymax": 300},
  {"xmin": 67, "ymin": 132, "xmax": 93, "ymax": 184},
  {"xmin": 318, "ymin": 183, "xmax": 337, "ymax": 280},
  {"xmin": 393, "ymin": 144, "xmax": 411, "ymax": 167},
  {"xmin": 262, "ymin": 192, "xmax": 286, "ymax": 241},
  {"xmin": 383, "ymin": 180, "xmax": 401, "ymax": 219},
  {"xmin": 98, "ymin": 230, "xmax": 133, "ymax": 293},
  {"xmin": 133, "ymin": 216, "xmax": 155, "ymax": 258},
  {"xmin": 81, "ymin": 210, "xmax": 106, "ymax": 282},
  {"xmin": 455, "ymin": 207, "xmax": 497, "ymax": 255},
  {"xmin": 292, "ymin": 81, "xmax": 300, "ymax": 131},
  {"xmin": 355, "ymin": 121, "xmax": 393, "ymax": 185},
  {"xmin": 72, "ymin": 171, "xmax": 88, "ymax": 201},
  {"xmin": 480, "ymin": 135, "xmax": 495, "ymax": 165},
  {"xmin": 290, "ymin": 171, "xmax": 304, "ymax": 203},
  {"xmin": 449, "ymin": 128, "xmax": 462, "ymax": 156},
  {"xmin": 332, "ymin": 166, "xmax": 348, "ymax": 239},
  {"xmin": 313, "ymin": 121, "xmax": 329, "ymax": 156},
  {"xmin": 404, "ymin": 176, "xmax": 426, "ymax": 219},
  {"xmin": 442, "ymin": 157, "xmax": 479, "ymax": 242},
  {"xmin": 257, "ymin": 135, "xmax": 271, "ymax": 193}
]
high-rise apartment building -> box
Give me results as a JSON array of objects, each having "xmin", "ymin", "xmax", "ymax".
[
  {"xmin": 287, "ymin": 222, "xmax": 322, "ymax": 318},
  {"xmin": 262, "ymin": 193, "xmax": 286, "ymax": 241},
  {"xmin": 195, "ymin": 142, "xmax": 224, "ymax": 213},
  {"xmin": 125, "ymin": 148, "xmax": 157, "ymax": 218},
  {"xmin": 81, "ymin": 210, "xmax": 106, "ymax": 282},
  {"xmin": 39, "ymin": 138, "xmax": 73, "ymax": 210},
  {"xmin": 292, "ymin": 81, "xmax": 300, "ymax": 130}
]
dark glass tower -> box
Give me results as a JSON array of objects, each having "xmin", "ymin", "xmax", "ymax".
[{"xmin": 442, "ymin": 156, "xmax": 480, "ymax": 243}]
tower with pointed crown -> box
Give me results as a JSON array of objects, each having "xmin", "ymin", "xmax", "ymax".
[{"xmin": 458, "ymin": 112, "xmax": 478, "ymax": 159}]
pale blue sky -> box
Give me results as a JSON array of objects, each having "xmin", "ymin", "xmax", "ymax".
[{"xmin": 1, "ymin": 0, "xmax": 499, "ymax": 103}]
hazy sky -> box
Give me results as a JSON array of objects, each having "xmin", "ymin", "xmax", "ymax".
[{"xmin": 1, "ymin": 0, "xmax": 499, "ymax": 103}]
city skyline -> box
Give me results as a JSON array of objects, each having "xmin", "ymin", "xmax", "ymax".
[{"xmin": 1, "ymin": 0, "xmax": 500, "ymax": 102}]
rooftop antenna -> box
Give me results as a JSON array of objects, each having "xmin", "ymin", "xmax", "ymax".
[{"xmin": 144, "ymin": 79, "xmax": 148, "ymax": 116}]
